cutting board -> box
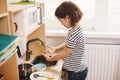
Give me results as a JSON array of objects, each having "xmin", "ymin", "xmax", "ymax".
[{"xmin": 0, "ymin": 34, "xmax": 17, "ymax": 54}]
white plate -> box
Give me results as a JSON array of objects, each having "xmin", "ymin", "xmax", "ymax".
[{"xmin": 30, "ymin": 71, "xmax": 56, "ymax": 80}]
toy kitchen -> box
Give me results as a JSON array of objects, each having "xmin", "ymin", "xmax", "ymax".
[{"xmin": 0, "ymin": 0, "xmax": 63, "ymax": 80}]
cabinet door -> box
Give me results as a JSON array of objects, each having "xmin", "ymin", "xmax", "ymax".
[
  {"xmin": 0, "ymin": 16, "xmax": 10, "ymax": 34},
  {"xmin": 0, "ymin": 53, "xmax": 19, "ymax": 80},
  {"xmin": 0, "ymin": 0, "xmax": 7, "ymax": 14}
]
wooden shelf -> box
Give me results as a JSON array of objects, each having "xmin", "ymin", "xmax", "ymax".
[
  {"xmin": 0, "ymin": 13, "xmax": 8, "ymax": 18},
  {"xmin": 0, "ymin": 0, "xmax": 11, "ymax": 35}
]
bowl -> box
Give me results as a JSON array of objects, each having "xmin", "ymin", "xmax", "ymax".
[{"xmin": 34, "ymin": 63, "xmax": 46, "ymax": 71}]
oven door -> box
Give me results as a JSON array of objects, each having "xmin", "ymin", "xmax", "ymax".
[{"xmin": 16, "ymin": 38, "xmax": 27, "ymax": 64}]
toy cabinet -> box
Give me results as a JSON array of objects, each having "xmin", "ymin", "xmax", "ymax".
[{"xmin": 0, "ymin": 0, "xmax": 19, "ymax": 80}]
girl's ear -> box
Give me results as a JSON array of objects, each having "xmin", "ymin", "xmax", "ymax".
[
  {"xmin": 66, "ymin": 15, "xmax": 70, "ymax": 19},
  {"xmin": 65, "ymin": 15, "xmax": 71, "ymax": 21}
]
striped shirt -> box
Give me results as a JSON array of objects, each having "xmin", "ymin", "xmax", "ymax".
[{"xmin": 64, "ymin": 26, "xmax": 87, "ymax": 72}]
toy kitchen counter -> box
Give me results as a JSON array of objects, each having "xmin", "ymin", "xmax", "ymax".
[{"xmin": 19, "ymin": 53, "xmax": 64, "ymax": 80}]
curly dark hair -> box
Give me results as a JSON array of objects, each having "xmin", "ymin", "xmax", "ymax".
[{"xmin": 55, "ymin": 1, "xmax": 83, "ymax": 27}]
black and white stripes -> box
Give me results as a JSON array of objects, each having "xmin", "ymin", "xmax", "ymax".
[{"xmin": 64, "ymin": 26, "xmax": 87, "ymax": 72}]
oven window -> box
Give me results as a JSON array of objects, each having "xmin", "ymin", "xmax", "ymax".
[{"xmin": 28, "ymin": 10, "xmax": 38, "ymax": 25}]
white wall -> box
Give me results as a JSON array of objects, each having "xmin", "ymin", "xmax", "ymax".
[{"xmin": 44, "ymin": 0, "xmax": 120, "ymax": 32}]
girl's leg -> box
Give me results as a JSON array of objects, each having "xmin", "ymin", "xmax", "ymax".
[{"xmin": 67, "ymin": 68, "xmax": 88, "ymax": 80}]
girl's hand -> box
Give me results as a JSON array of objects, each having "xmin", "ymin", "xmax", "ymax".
[
  {"xmin": 43, "ymin": 46, "xmax": 55, "ymax": 55},
  {"xmin": 41, "ymin": 45, "xmax": 56, "ymax": 61},
  {"xmin": 41, "ymin": 53, "xmax": 50, "ymax": 61},
  {"xmin": 41, "ymin": 52, "xmax": 55, "ymax": 62}
]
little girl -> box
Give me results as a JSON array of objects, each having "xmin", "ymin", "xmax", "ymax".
[{"xmin": 42, "ymin": 1, "xmax": 88, "ymax": 80}]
